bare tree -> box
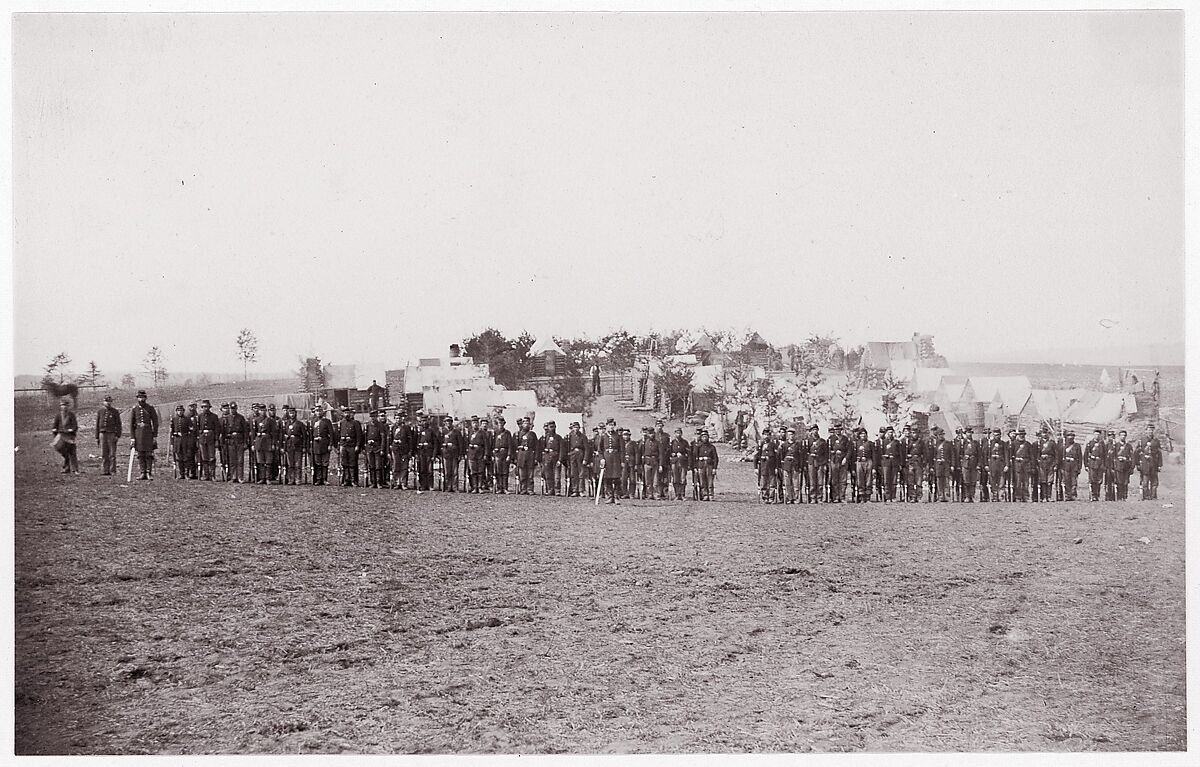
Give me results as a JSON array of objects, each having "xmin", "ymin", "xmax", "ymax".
[
  {"xmin": 236, "ymin": 328, "xmax": 259, "ymax": 381},
  {"xmin": 42, "ymin": 352, "xmax": 72, "ymax": 385},
  {"xmin": 77, "ymin": 360, "xmax": 104, "ymax": 387},
  {"xmin": 144, "ymin": 346, "xmax": 168, "ymax": 388}
]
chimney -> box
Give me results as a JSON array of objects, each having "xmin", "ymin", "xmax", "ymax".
[{"xmin": 449, "ymin": 344, "xmax": 461, "ymax": 358}]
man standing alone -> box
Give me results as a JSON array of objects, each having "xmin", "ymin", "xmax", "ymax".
[{"xmin": 129, "ymin": 390, "xmax": 160, "ymax": 480}]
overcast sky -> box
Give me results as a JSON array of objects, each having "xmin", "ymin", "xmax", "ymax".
[{"xmin": 12, "ymin": 10, "xmax": 1183, "ymax": 375}]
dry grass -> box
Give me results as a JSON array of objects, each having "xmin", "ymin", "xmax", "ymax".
[{"xmin": 14, "ymin": 427, "xmax": 1186, "ymax": 754}]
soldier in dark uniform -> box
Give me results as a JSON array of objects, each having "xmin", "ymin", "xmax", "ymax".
[
  {"xmin": 651, "ymin": 420, "xmax": 671, "ymax": 500},
  {"xmin": 929, "ymin": 427, "xmax": 954, "ymax": 502},
  {"xmin": 540, "ymin": 421, "xmax": 565, "ymax": 495},
  {"xmin": 564, "ymin": 421, "xmax": 587, "ymax": 497},
  {"xmin": 1103, "ymin": 430, "xmax": 1118, "ymax": 500},
  {"xmin": 877, "ymin": 426, "xmax": 902, "ymax": 502},
  {"xmin": 641, "ymin": 426, "xmax": 662, "ymax": 500},
  {"xmin": 439, "ymin": 416, "xmax": 465, "ymax": 492},
  {"xmin": 252, "ymin": 404, "xmax": 280, "ymax": 484},
  {"xmin": 754, "ymin": 427, "xmax": 779, "ymax": 503},
  {"xmin": 52, "ymin": 400, "xmax": 80, "ymax": 474},
  {"xmin": 1034, "ymin": 429, "xmax": 1059, "ymax": 502},
  {"xmin": 1084, "ymin": 429, "xmax": 1106, "ymax": 501},
  {"xmin": 1112, "ymin": 430, "xmax": 1136, "ymax": 501},
  {"xmin": 193, "ymin": 400, "xmax": 221, "ymax": 481},
  {"xmin": 223, "ymin": 402, "xmax": 249, "ymax": 483},
  {"xmin": 129, "ymin": 390, "xmax": 160, "ymax": 480},
  {"xmin": 599, "ymin": 421, "xmax": 624, "ymax": 504},
  {"xmin": 669, "ymin": 427, "xmax": 691, "ymax": 501},
  {"xmin": 619, "ymin": 428, "xmax": 640, "ymax": 499},
  {"xmin": 1137, "ymin": 424, "xmax": 1164, "ymax": 500},
  {"xmin": 959, "ymin": 428, "xmax": 983, "ymax": 502},
  {"xmin": 781, "ymin": 428, "xmax": 804, "ymax": 503},
  {"xmin": 491, "ymin": 416, "xmax": 514, "ymax": 494},
  {"xmin": 414, "ymin": 413, "xmax": 440, "ymax": 493},
  {"xmin": 509, "ymin": 418, "xmax": 532, "ymax": 494},
  {"xmin": 169, "ymin": 405, "xmax": 193, "ymax": 480},
  {"xmin": 94, "ymin": 394, "xmax": 123, "ymax": 476},
  {"xmin": 693, "ymin": 429, "xmax": 718, "ymax": 501},
  {"xmin": 985, "ymin": 428, "xmax": 1009, "ymax": 501},
  {"xmin": 264, "ymin": 404, "xmax": 282, "ymax": 482},
  {"xmin": 362, "ymin": 410, "xmax": 388, "ymax": 488},
  {"xmin": 807, "ymin": 425, "xmax": 829, "ymax": 503},
  {"xmin": 309, "ymin": 405, "xmax": 335, "ymax": 485},
  {"xmin": 1011, "ymin": 429, "xmax": 1034, "ymax": 502},
  {"xmin": 464, "ymin": 418, "xmax": 487, "ymax": 492},
  {"xmin": 902, "ymin": 425, "xmax": 924, "ymax": 502},
  {"xmin": 851, "ymin": 427, "xmax": 875, "ymax": 503},
  {"xmin": 1060, "ymin": 431, "xmax": 1083, "ymax": 501},
  {"xmin": 281, "ymin": 407, "xmax": 307, "ymax": 485},
  {"xmin": 336, "ymin": 406, "xmax": 364, "ymax": 487},
  {"xmin": 827, "ymin": 423, "xmax": 851, "ymax": 503},
  {"xmin": 387, "ymin": 412, "xmax": 412, "ymax": 489}
]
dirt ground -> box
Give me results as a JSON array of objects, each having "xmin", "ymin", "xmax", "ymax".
[{"xmin": 14, "ymin": 430, "xmax": 1186, "ymax": 754}]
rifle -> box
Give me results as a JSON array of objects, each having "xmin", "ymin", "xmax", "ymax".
[
  {"xmin": 126, "ymin": 444, "xmax": 136, "ymax": 482},
  {"xmin": 170, "ymin": 435, "xmax": 177, "ymax": 479}
]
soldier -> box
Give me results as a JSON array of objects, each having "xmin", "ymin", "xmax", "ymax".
[
  {"xmin": 508, "ymin": 418, "xmax": 530, "ymax": 494},
  {"xmin": 652, "ymin": 420, "xmax": 672, "ymax": 500},
  {"xmin": 565, "ymin": 422, "xmax": 588, "ymax": 497},
  {"xmin": 491, "ymin": 416, "xmax": 514, "ymax": 494},
  {"xmin": 336, "ymin": 406, "xmax": 364, "ymax": 487},
  {"xmin": 1011, "ymin": 428, "xmax": 1034, "ymax": 502},
  {"xmin": 308, "ymin": 405, "xmax": 335, "ymax": 485},
  {"xmin": 387, "ymin": 409, "xmax": 413, "ymax": 489},
  {"xmin": 1060, "ymin": 431, "xmax": 1083, "ymax": 501},
  {"xmin": 193, "ymin": 400, "xmax": 221, "ymax": 481},
  {"xmin": 959, "ymin": 428, "xmax": 983, "ymax": 502},
  {"xmin": 415, "ymin": 413, "xmax": 441, "ymax": 493},
  {"xmin": 128, "ymin": 390, "xmax": 160, "ymax": 480},
  {"xmin": 929, "ymin": 427, "xmax": 954, "ymax": 502},
  {"xmin": 1103, "ymin": 430, "xmax": 1118, "ymax": 500},
  {"xmin": 619, "ymin": 428, "xmax": 639, "ymax": 499},
  {"xmin": 362, "ymin": 410, "xmax": 388, "ymax": 488},
  {"xmin": 807, "ymin": 424, "xmax": 829, "ymax": 503},
  {"xmin": 641, "ymin": 425, "xmax": 662, "ymax": 500},
  {"xmin": 984, "ymin": 428, "xmax": 1008, "ymax": 501},
  {"xmin": 1035, "ymin": 429, "xmax": 1059, "ymax": 502},
  {"xmin": 1112, "ymin": 430, "xmax": 1136, "ymax": 501},
  {"xmin": 464, "ymin": 418, "xmax": 488, "ymax": 493},
  {"xmin": 693, "ymin": 429, "xmax": 719, "ymax": 501},
  {"xmin": 540, "ymin": 421, "xmax": 566, "ymax": 495},
  {"xmin": 251, "ymin": 404, "xmax": 280, "ymax": 484},
  {"xmin": 851, "ymin": 427, "xmax": 875, "ymax": 503},
  {"xmin": 280, "ymin": 407, "xmax": 307, "ymax": 485},
  {"xmin": 440, "ymin": 416, "xmax": 465, "ymax": 492},
  {"xmin": 169, "ymin": 405, "xmax": 193, "ymax": 480},
  {"xmin": 1137, "ymin": 424, "xmax": 1164, "ymax": 500},
  {"xmin": 1083, "ymin": 428, "xmax": 1107, "ymax": 501},
  {"xmin": 901, "ymin": 425, "xmax": 923, "ymax": 502},
  {"xmin": 754, "ymin": 427, "xmax": 779, "ymax": 503},
  {"xmin": 827, "ymin": 423, "xmax": 851, "ymax": 503},
  {"xmin": 589, "ymin": 426, "xmax": 604, "ymax": 497},
  {"xmin": 52, "ymin": 400, "xmax": 80, "ymax": 474},
  {"xmin": 669, "ymin": 427, "xmax": 691, "ymax": 501},
  {"xmin": 185, "ymin": 403, "xmax": 202, "ymax": 478},
  {"xmin": 223, "ymin": 402, "xmax": 249, "ymax": 483},
  {"xmin": 264, "ymin": 404, "xmax": 282, "ymax": 482},
  {"xmin": 94, "ymin": 394, "xmax": 123, "ymax": 476},
  {"xmin": 599, "ymin": 421, "xmax": 624, "ymax": 504},
  {"xmin": 878, "ymin": 426, "xmax": 902, "ymax": 502},
  {"xmin": 781, "ymin": 428, "xmax": 803, "ymax": 503}
]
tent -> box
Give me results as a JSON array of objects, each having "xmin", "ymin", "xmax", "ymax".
[{"xmin": 911, "ymin": 367, "xmax": 959, "ymax": 395}]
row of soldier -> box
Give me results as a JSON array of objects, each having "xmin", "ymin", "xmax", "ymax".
[
  {"xmin": 752, "ymin": 421, "xmax": 1165, "ymax": 504},
  {"xmin": 91, "ymin": 393, "xmax": 721, "ymax": 500}
]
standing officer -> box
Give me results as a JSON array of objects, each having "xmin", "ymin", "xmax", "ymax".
[
  {"xmin": 986, "ymin": 428, "xmax": 1009, "ymax": 501},
  {"xmin": 641, "ymin": 425, "xmax": 662, "ymax": 500},
  {"xmin": 781, "ymin": 428, "xmax": 803, "ymax": 504},
  {"xmin": 308, "ymin": 405, "xmax": 335, "ymax": 486},
  {"xmin": 491, "ymin": 416, "xmax": 514, "ymax": 494},
  {"xmin": 466, "ymin": 418, "xmax": 490, "ymax": 493},
  {"xmin": 669, "ymin": 427, "xmax": 692, "ymax": 501},
  {"xmin": 566, "ymin": 421, "xmax": 588, "ymax": 497},
  {"xmin": 1103, "ymin": 429, "xmax": 1118, "ymax": 500},
  {"xmin": 1112, "ymin": 430, "xmax": 1136, "ymax": 500},
  {"xmin": 415, "ymin": 412, "xmax": 440, "ymax": 493},
  {"xmin": 281, "ymin": 407, "xmax": 307, "ymax": 485},
  {"xmin": 129, "ymin": 390, "xmax": 160, "ymax": 480},
  {"xmin": 1084, "ymin": 428, "xmax": 1107, "ymax": 501},
  {"xmin": 827, "ymin": 423, "xmax": 851, "ymax": 503},
  {"xmin": 878, "ymin": 426, "xmax": 902, "ymax": 502},
  {"xmin": 438, "ymin": 416, "xmax": 464, "ymax": 492},
  {"xmin": 193, "ymin": 400, "xmax": 221, "ymax": 481},
  {"xmin": 94, "ymin": 394, "xmax": 123, "ymax": 476},
  {"xmin": 929, "ymin": 426, "xmax": 954, "ymax": 502},
  {"xmin": 754, "ymin": 427, "xmax": 779, "ymax": 503},
  {"xmin": 807, "ymin": 424, "xmax": 828, "ymax": 503},
  {"xmin": 1011, "ymin": 429, "xmax": 1034, "ymax": 502},
  {"xmin": 265, "ymin": 404, "xmax": 282, "ymax": 482},
  {"xmin": 223, "ymin": 402, "xmax": 249, "ymax": 483},
  {"xmin": 252, "ymin": 403, "xmax": 280, "ymax": 485},
  {"xmin": 620, "ymin": 428, "xmax": 640, "ymax": 499},
  {"xmin": 169, "ymin": 405, "xmax": 193, "ymax": 480},
  {"xmin": 959, "ymin": 428, "xmax": 983, "ymax": 502},
  {"xmin": 363, "ymin": 410, "xmax": 388, "ymax": 488},
  {"xmin": 335, "ymin": 406, "xmax": 364, "ymax": 487},
  {"xmin": 1137, "ymin": 424, "xmax": 1164, "ymax": 500},
  {"xmin": 185, "ymin": 403, "xmax": 201, "ymax": 478},
  {"xmin": 652, "ymin": 420, "xmax": 671, "ymax": 500},
  {"xmin": 902, "ymin": 425, "xmax": 924, "ymax": 502},
  {"xmin": 1060, "ymin": 431, "xmax": 1083, "ymax": 501},
  {"xmin": 693, "ymin": 429, "xmax": 719, "ymax": 501},
  {"xmin": 389, "ymin": 410, "xmax": 414, "ymax": 489},
  {"xmin": 1035, "ymin": 429, "xmax": 1059, "ymax": 502},
  {"xmin": 599, "ymin": 421, "xmax": 624, "ymax": 504},
  {"xmin": 541, "ymin": 420, "xmax": 566, "ymax": 495},
  {"xmin": 851, "ymin": 427, "xmax": 875, "ymax": 503}
]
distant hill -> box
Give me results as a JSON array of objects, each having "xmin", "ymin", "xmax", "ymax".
[
  {"xmin": 13, "ymin": 371, "xmax": 297, "ymax": 390},
  {"xmin": 962, "ymin": 341, "xmax": 1184, "ymax": 367}
]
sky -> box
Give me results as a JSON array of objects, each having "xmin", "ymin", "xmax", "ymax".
[{"xmin": 11, "ymin": 10, "xmax": 1184, "ymax": 376}]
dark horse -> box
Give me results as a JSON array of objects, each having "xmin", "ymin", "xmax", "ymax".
[{"xmin": 43, "ymin": 380, "xmax": 80, "ymax": 409}]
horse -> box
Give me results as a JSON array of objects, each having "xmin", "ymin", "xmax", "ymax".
[{"xmin": 43, "ymin": 381, "xmax": 79, "ymax": 409}]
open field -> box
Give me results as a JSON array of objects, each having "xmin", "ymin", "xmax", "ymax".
[{"xmin": 13, "ymin": 425, "xmax": 1186, "ymax": 754}]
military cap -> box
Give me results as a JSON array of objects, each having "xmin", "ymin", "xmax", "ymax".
[
  {"xmin": 547, "ymin": 420, "xmax": 555, "ymax": 427},
  {"xmin": 1094, "ymin": 428, "xmax": 1102, "ymax": 434},
  {"xmin": 786, "ymin": 427, "xmax": 797, "ymax": 433},
  {"xmin": 641, "ymin": 426, "xmax": 651, "ymax": 432},
  {"xmin": 879, "ymin": 427, "xmax": 887, "ymax": 433},
  {"xmin": 175, "ymin": 405, "xmax": 185, "ymax": 411},
  {"xmin": 809, "ymin": 424, "xmax": 819, "ymax": 431},
  {"xmin": 674, "ymin": 427, "xmax": 683, "ymax": 434},
  {"xmin": 267, "ymin": 403, "xmax": 276, "ymax": 410},
  {"xmin": 592, "ymin": 426, "xmax": 600, "ymax": 432},
  {"xmin": 103, "ymin": 395, "xmax": 113, "ymax": 402},
  {"xmin": 201, "ymin": 399, "xmax": 211, "ymax": 407},
  {"xmin": 370, "ymin": 410, "xmax": 379, "ymax": 416},
  {"xmin": 188, "ymin": 402, "xmax": 198, "ymax": 410},
  {"xmin": 1017, "ymin": 428, "xmax": 1026, "ymax": 435},
  {"xmin": 1119, "ymin": 429, "xmax": 1127, "ymax": 436},
  {"xmin": 136, "ymin": 390, "xmax": 147, "ymax": 397},
  {"xmin": 570, "ymin": 422, "xmax": 580, "ymax": 428},
  {"xmin": 1066, "ymin": 431, "xmax": 1075, "ymax": 438},
  {"xmin": 444, "ymin": 416, "xmax": 454, "ymax": 422},
  {"xmin": 763, "ymin": 427, "xmax": 772, "ymax": 433},
  {"xmin": 228, "ymin": 402, "xmax": 237, "ymax": 409},
  {"xmin": 497, "ymin": 416, "xmax": 505, "ymax": 423},
  {"xmin": 655, "ymin": 419, "xmax": 664, "ymax": 426}
]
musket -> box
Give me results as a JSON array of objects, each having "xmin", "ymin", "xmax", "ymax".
[{"xmin": 126, "ymin": 444, "xmax": 136, "ymax": 482}]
